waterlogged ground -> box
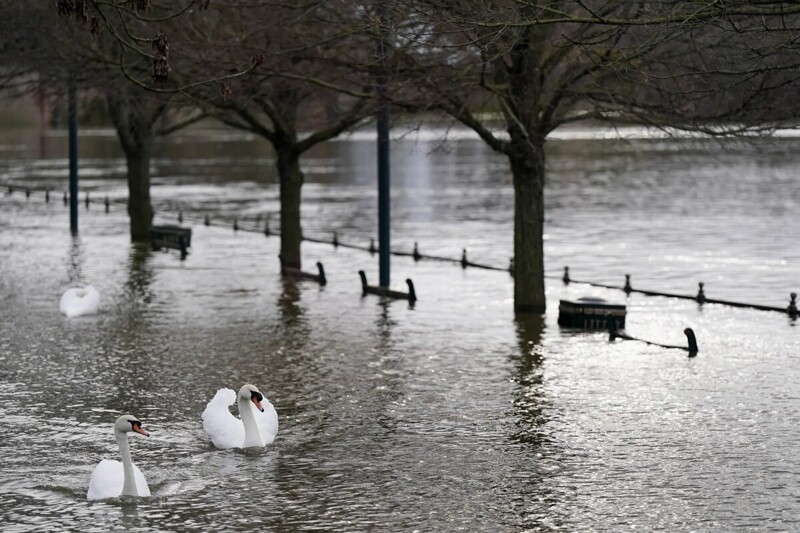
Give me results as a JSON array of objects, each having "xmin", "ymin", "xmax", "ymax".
[{"xmin": 0, "ymin": 127, "xmax": 798, "ymax": 531}]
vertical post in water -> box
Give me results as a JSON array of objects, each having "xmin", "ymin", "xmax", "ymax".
[
  {"xmin": 376, "ymin": 2, "xmax": 390, "ymax": 288},
  {"xmin": 68, "ymin": 81, "xmax": 78, "ymax": 234}
]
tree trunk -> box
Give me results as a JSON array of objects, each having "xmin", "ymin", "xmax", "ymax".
[
  {"xmin": 277, "ymin": 148, "xmax": 303, "ymax": 269},
  {"xmin": 106, "ymin": 93, "xmax": 158, "ymax": 243},
  {"xmin": 509, "ymin": 137, "xmax": 547, "ymax": 314},
  {"xmin": 126, "ymin": 146, "xmax": 153, "ymax": 241}
]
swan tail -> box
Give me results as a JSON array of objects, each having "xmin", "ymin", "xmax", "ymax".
[{"xmin": 202, "ymin": 388, "xmax": 244, "ymax": 449}]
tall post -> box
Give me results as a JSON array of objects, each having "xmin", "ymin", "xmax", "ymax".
[
  {"xmin": 376, "ymin": 2, "xmax": 390, "ymax": 288},
  {"xmin": 68, "ymin": 81, "xmax": 78, "ymax": 234}
]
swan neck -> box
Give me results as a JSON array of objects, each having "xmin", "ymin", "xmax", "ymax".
[
  {"xmin": 238, "ymin": 396, "xmax": 262, "ymax": 447},
  {"xmin": 116, "ymin": 431, "xmax": 138, "ymax": 496}
]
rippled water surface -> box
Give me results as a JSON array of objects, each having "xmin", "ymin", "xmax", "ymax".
[{"xmin": 0, "ymin": 127, "xmax": 798, "ymax": 531}]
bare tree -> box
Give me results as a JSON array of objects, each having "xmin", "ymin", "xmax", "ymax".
[
  {"xmin": 381, "ymin": 1, "xmax": 800, "ymax": 313},
  {"xmin": 24, "ymin": 1, "xmax": 800, "ymax": 303},
  {"xmin": 150, "ymin": 1, "xmax": 381, "ymax": 270},
  {"xmin": 6, "ymin": 2, "xmax": 380, "ymax": 257},
  {"xmin": 105, "ymin": 85, "xmax": 204, "ymax": 240}
]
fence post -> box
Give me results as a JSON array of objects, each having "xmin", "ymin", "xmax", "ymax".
[{"xmin": 696, "ymin": 282, "xmax": 706, "ymax": 304}]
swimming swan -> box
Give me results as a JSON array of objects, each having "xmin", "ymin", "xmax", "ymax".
[
  {"xmin": 87, "ymin": 415, "xmax": 151, "ymax": 500},
  {"xmin": 60, "ymin": 286, "xmax": 100, "ymax": 317},
  {"xmin": 202, "ymin": 384, "xmax": 278, "ymax": 449}
]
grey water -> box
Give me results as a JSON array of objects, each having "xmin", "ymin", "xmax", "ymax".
[{"xmin": 0, "ymin": 125, "xmax": 798, "ymax": 531}]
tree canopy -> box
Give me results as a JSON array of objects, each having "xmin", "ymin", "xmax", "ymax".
[{"xmin": 4, "ymin": 0, "xmax": 800, "ymax": 311}]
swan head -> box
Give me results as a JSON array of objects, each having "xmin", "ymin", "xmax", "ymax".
[
  {"xmin": 114, "ymin": 414, "xmax": 150, "ymax": 437},
  {"xmin": 239, "ymin": 384, "xmax": 265, "ymax": 412}
]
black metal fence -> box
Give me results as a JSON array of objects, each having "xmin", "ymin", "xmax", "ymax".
[{"xmin": 3, "ymin": 182, "xmax": 797, "ymax": 319}]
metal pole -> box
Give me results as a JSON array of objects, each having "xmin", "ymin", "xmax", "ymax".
[
  {"xmin": 376, "ymin": 2, "xmax": 390, "ymax": 288},
  {"xmin": 68, "ymin": 81, "xmax": 78, "ymax": 234}
]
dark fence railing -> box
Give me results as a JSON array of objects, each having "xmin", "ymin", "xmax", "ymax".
[
  {"xmin": 3, "ymin": 182, "xmax": 796, "ymax": 319},
  {"xmin": 561, "ymin": 266, "xmax": 797, "ymax": 318}
]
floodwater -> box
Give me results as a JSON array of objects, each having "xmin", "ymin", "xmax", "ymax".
[{"xmin": 0, "ymin": 125, "xmax": 798, "ymax": 531}]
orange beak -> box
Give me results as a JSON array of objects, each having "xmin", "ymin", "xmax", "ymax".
[
  {"xmin": 133, "ymin": 424, "xmax": 150, "ymax": 437},
  {"xmin": 251, "ymin": 397, "xmax": 264, "ymax": 412}
]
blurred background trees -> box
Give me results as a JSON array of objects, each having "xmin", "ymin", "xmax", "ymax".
[{"xmin": 0, "ymin": 1, "xmax": 207, "ymax": 240}]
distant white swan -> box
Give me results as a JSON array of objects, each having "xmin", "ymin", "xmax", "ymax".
[
  {"xmin": 202, "ymin": 384, "xmax": 278, "ymax": 449},
  {"xmin": 60, "ymin": 286, "xmax": 100, "ymax": 317},
  {"xmin": 87, "ymin": 415, "xmax": 151, "ymax": 501}
]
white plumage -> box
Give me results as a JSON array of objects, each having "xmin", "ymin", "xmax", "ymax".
[
  {"xmin": 202, "ymin": 385, "xmax": 278, "ymax": 449},
  {"xmin": 87, "ymin": 459, "xmax": 150, "ymax": 501},
  {"xmin": 60, "ymin": 286, "xmax": 100, "ymax": 317},
  {"xmin": 87, "ymin": 414, "xmax": 151, "ymax": 501}
]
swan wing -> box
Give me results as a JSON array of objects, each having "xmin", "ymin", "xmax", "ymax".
[
  {"xmin": 255, "ymin": 397, "xmax": 279, "ymax": 445},
  {"xmin": 87, "ymin": 459, "xmax": 123, "ymax": 500},
  {"xmin": 83, "ymin": 286, "xmax": 101, "ymax": 314},
  {"xmin": 59, "ymin": 289, "xmax": 81, "ymax": 317},
  {"xmin": 87, "ymin": 459, "xmax": 150, "ymax": 500},
  {"xmin": 60, "ymin": 286, "xmax": 100, "ymax": 317},
  {"xmin": 132, "ymin": 462, "xmax": 150, "ymax": 496},
  {"xmin": 202, "ymin": 388, "xmax": 244, "ymax": 449}
]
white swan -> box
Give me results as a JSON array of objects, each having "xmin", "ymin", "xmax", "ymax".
[
  {"xmin": 202, "ymin": 384, "xmax": 278, "ymax": 449},
  {"xmin": 87, "ymin": 415, "xmax": 151, "ymax": 501},
  {"xmin": 60, "ymin": 285, "xmax": 100, "ymax": 317}
]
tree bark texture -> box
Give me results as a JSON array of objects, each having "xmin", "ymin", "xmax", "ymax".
[
  {"xmin": 277, "ymin": 148, "xmax": 303, "ymax": 270},
  {"xmin": 509, "ymin": 136, "xmax": 546, "ymax": 314},
  {"xmin": 106, "ymin": 93, "xmax": 162, "ymax": 242},
  {"xmin": 503, "ymin": 26, "xmax": 548, "ymax": 314},
  {"xmin": 124, "ymin": 147, "xmax": 153, "ymax": 242}
]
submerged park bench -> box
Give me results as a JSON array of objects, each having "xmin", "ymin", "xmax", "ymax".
[
  {"xmin": 558, "ymin": 297, "xmax": 626, "ymax": 330},
  {"xmin": 558, "ymin": 295, "xmax": 698, "ymax": 357},
  {"xmin": 150, "ymin": 225, "xmax": 192, "ymax": 259}
]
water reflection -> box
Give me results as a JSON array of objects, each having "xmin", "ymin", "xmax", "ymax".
[
  {"xmin": 375, "ymin": 300, "xmax": 396, "ymax": 340},
  {"xmin": 277, "ymin": 278, "xmax": 304, "ymax": 329},
  {"xmin": 372, "ymin": 302, "xmax": 405, "ymax": 434},
  {"xmin": 125, "ymin": 243, "xmax": 153, "ymax": 305},
  {"xmin": 273, "ymin": 277, "xmax": 315, "ymax": 424},
  {"xmin": 64, "ymin": 235, "xmax": 84, "ymax": 287},
  {"xmin": 119, "ymin": 501, "xmax": 140, "ymax": 531},
  {"xmin": 511, "ymin": 314, "xmax": 546, "ymax": 448},
  {"xmin": 89, "ymin": 244, "xmax": 161, "ymax": 417}
]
